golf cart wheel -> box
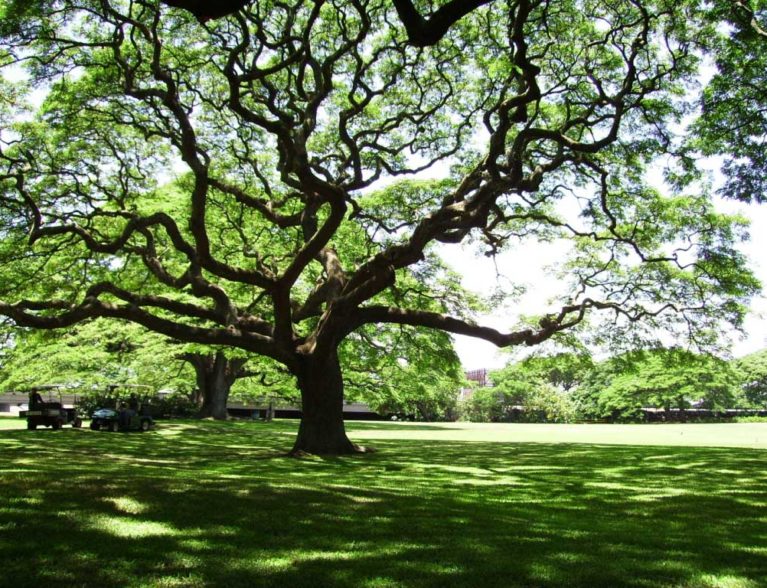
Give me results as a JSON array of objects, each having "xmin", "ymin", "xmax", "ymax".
[
  {"xmin": 110, "ymin": 421, "xmax": 119, "ymax": 433},
  {"xmin": 27, "ymin": 421, "xmax": 37, "ymax": 430},
  {"xmin": 140, "ymin": 419, "xmax": 150, "ymax": 432},
  {"xmin": 52, "ymin": 420, "xmax": 62, "ymax": 430},
  {"xmin": 90, "ymin": 420, "xmax": 100, "ymax": 431},
  {"xmin": 73, "ymin": 418, "xmax": 83, "ymax": 429}
]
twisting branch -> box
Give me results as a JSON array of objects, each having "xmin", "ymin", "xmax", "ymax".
[
  {"xmin": 349, "ymin": 299, "xmax": 621, "ymax": 347},
  {"xmin": 391, "ymin": 0, "xmax": 495, "ymax": 46},
  {"xmin": 733, "ymin": 0, "xmax": 767, "ymax": 39},
  {"xmin": 160, "ymin": 0, "xmax": 252, "ymax": 23},
  {"xmin": 159, "ymin": 0, "xmax": 497, "ymax": 45},
  {"xmin": 0, "ymin": 297, "xmax": 288, "ymax": 362}
]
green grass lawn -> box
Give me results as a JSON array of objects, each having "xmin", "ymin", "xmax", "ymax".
[{"xmin": 1, "ymin": 420, "xmax": 766, "ymax": 588}]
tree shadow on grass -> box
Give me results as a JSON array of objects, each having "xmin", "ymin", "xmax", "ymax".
[{"xmin": 1, "ymin": 422, "xmax": 766, "ymax": 587}]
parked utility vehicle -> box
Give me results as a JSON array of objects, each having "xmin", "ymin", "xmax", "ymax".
[
  {"xmin": 21, "ymin": 387, "xmax": 83, "ymax": 430},
  {"xmin": 89, "ymin": 389, "xmax": 154, "ymax": 432}
]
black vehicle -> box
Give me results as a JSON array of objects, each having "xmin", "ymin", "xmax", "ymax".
[
  {"xmin": 21, "ymin": 387, "xmax": 83, "ymax": 430},
  {"xmin": 89, "ymin": 407, "xmax": 154, "ymax": 432},
  {"xmin": 89, "ymin": 388, "xmax": 154, "ymax": 432}
]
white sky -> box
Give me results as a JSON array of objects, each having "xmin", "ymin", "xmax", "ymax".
[{"xmin": 446, "ymin": 200, "xmax": 767, "ymax": 370}]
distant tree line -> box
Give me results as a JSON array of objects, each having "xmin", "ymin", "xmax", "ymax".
[
  {"xmin": 3, "ymin": 317, "xmax": 765, "ymax": 424},
  {"xmin": 461, "ymin": 348, "xmax": 767, "ymax": 423}
]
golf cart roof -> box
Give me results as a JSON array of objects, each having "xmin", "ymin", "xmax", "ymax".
[
  {"xmin": 104, "ymin": 383, "xmax": 153, "ymax": 391},
  {"xmin": 22, "ymin": 384, "xmax": 71, "ymax": 392}
]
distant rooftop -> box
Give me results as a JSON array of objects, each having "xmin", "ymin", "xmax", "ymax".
[{"xmin": 465, "ymin": 368, "xmax": 489, "ymax": 387}]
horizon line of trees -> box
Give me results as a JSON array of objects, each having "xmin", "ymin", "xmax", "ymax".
[
  {"xmin": 2, "ymin": 320, "xmax": 766, "ymax": 424},
  {"xmin": 460, "ymin": 347, "xmax": 767, "ymax": 423}
]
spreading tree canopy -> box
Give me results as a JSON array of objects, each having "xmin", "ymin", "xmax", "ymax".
[
  {"xmin": 0, "ymin": 319, "xmax": 194, "ymax": 391},
  {"xmin": 574, "ymin": 348, "xmax": 742, "ymax": 419},
  {"xmin": 692, "ymin": 0, "xmax": 767, "ymax": 203},
  {"xmin": 0, "ymin": 0, "xmax": 761, "ymax": 453},
  {"xmin": 733, "ymin": 348, "xmax": 767, "ymax": 407}
]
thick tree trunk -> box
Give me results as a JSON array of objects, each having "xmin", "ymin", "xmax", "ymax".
[
  {"xmin": 291, "ymin": 351, "xmax": 362, "ymax": 455},
  {"xmin": 198, "ymin": 360, "xmax": 231, "ymax": 420},
  {"xmin": 416, "ymin": 401, "xmax": 433, "ymax": 422},
  {"xmin": 183, "ymin": 351, "xmax": 245, "ymax": 420}
]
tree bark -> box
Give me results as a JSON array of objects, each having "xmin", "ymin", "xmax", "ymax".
[
  {"xmin": 291, "ymin": 350, "xmax": 362, "ymax": 455},
  {"xmin": 160, "ymin": 0, "xmax": 250, "ymax": 22},
  {"xmin": 391, "ymin": 0, "xmax": 494, "ymax": 47},
  {"xmin": 197, "ymin": 353, "xmax": 230, "ymax": 419},
  {"xmin": 159, "ymin": 0, "xmax": 495, "ymax": 44},
  {"xmin": 182, "ymin": 351, "xmax": 245, "ymax": 420}
]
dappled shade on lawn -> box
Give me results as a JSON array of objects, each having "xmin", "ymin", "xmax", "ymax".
[{"xmin": 0, "ymin": 421, "xmax": 765, "ymax": 587}]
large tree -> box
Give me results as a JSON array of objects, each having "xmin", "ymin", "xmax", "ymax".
[
  {"xmin": 733, "ymin": 348, "xmax": 767, "ymax": 407},
  {"xmin": 574, "ymin": 348, "xmax": 742, "ymax": 420},
  {"xmin": 178, "ymin": 348, "xmax": 278, "ymax": 419},
  {"xmin": 0, "ymin": 0, "xmax": 760, "ymax": 454}
]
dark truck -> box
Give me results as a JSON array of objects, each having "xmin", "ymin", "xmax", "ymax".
[{"xmin": 21, "ymin": 388, "xmax": 83, "ymax": 430}]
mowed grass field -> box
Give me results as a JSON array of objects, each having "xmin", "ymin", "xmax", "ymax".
[{"xmin": 1, "ymin": 419, "xmax": 766, "ymax": 588}]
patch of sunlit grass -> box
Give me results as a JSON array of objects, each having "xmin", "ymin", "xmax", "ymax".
[
  {"xmin": 85, "ymin": 514, "xmax": 180, "ymax": 538},
  {"xmin": 150, "ymin": 575, "xmax": 206, "ymax": 588},
  {"xmin": 693, "ymin": 575, "xmax": 762, "ymax": 588},
  {"xmin": 103, "ymin": 496, "xmax": 148, "ymax": 514},
  {"xmin": 0, "ymin": 417, "xmax": 26, "ymax": 431}
]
